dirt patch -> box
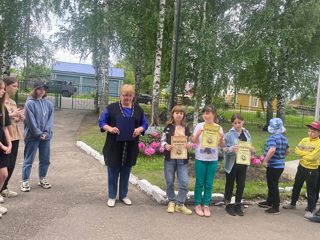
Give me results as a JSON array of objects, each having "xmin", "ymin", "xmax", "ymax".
[{"xmin": 188, "ymin": 161, "xmax": 293, "ymax": 183}]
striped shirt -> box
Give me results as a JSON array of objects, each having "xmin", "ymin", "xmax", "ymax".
[{"xmin": 264, "ymin": 134, "xmax": 289, "ymax": 168}]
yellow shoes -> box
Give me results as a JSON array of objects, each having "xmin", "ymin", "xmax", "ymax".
[{"xmin": 175, "ymin": 204, "xmax": 192, "ymax": 215}]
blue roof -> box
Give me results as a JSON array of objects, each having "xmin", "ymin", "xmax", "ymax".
[{"xmin": 52, "ymin": 61, "xmax": 124, "ymax": 78}]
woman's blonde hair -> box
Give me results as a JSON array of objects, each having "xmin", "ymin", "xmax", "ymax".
[
  {"xmin": 30, "ymin": 87, "xmax": 47, "ymax": 98},
  {"xmin": 0, "ymin": 80, "xmax": 6, "ymax": 126},
  {"xmin": 120, "ymin": 84, "xmax": 135, "ymax": 96},
  {"xmin": 166, "ymin": 105, "xmax": 188, "ymax": 126}
]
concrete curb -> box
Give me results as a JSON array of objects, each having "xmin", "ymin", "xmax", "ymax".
[
  {"xmin": 76, "ymin": 141, "xmax": 297, "ymax": 205},
  {"xmin": 76, "ymin": 141, "xmax": 225, "ymax": 204}
]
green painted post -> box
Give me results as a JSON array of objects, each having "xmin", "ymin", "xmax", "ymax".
[{"xmin": 302, "ymin": 112, "xmax": 304, "ymax": 127}]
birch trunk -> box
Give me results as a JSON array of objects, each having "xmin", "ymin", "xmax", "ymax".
[
  {"xmin": 265, "ymin": 96, "xmax": 274, "ymax": 131},
  {"xmin": 167, "ymin": 0, "xmax": 178, "ymax": 118},
  {"xmin": 134, "ymin": 0, "xmax": 143, "ymax": 104},
  {"xmin": 94, "ymin": 62, "xmax": 99, "ymax": 113},
  {"xmin": 1, "ymin": 40, "xmax": 12, "ymax": 77},
  {"xmin": 151, "ymin": 0, "xmax": 166, "ymax": 126},
  {"xmin": 276, "ymin": 71, "xmax": 286, "ymax": 123},
  {"xmin": 99, "ymin": 0, "xmax": 110, "ymax": 115}
]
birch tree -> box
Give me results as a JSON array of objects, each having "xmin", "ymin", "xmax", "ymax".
[
  {"xmin": 151, "ymin": 0, "xmax": 166, "ymax": 126},
  {"xmin": 99, "ymin": 0, "xmax": 110, "ymax": 114}
]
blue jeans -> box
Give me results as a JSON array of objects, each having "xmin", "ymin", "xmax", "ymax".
[
  {"xmin": 194, "ymin": 160, "xmax": 218, "ymax": 206},
  {"xmin": 22, "ymin": 139, "xmax": 51, "ymax": 181},
  {"xmin": 164, "ymin": 159, "xmax": 189, "ymax": 205},
  {"xmin": 108, "ymin": 166, "xmax": 132, "ymax": 199}
]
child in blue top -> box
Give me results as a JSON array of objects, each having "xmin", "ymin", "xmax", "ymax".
[
  {"xmin": 161, "ymin": 106, "xmax": 192, "ymax": 215},
  {"xmin": 223, "ymin": 113, "xmax": 255, "ymax": 216},
  {"xmin": 259, "ymin": 118, "xmax": 290, "ymax": 215},
  {"xmin": 191, "ymin": 105, "xmax": 224, "ymax": 217}
]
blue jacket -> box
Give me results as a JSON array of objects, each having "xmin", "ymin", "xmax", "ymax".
[
  {"xmin": 23, "ymin": 97, "xmax": 54, "ymax": 141},
  {"xmin": 223, "ymin": 127, "xmax": 252, "ymax": 173}
]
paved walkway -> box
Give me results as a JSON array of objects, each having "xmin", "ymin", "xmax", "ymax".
[{"xmin": 0, "ymin": 109, "xmax": 319, "ymax": 240}]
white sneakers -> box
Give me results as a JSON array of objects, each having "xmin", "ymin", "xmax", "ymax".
[
  {"xmin": 107, "ymin": 197, "xmax": 132, "ymax": 207},
  {"xmin": 0, "ymin": 205, "xmax": 7, "ymax": 214},
  {"xmin": 38, "ymin": 179, "xmax": 51, "ymax": 189},
  {"xmin": 107, "ymin": 199, "xmax": 116, "ymax": 207},
  {"xmin": 121, "ymin": 197, "xmax": 132, "ymax": 205},
  {"xmin": 1, "ymin": 189, "xmax": 18, "ymax": 198},
  {"xmin": 21, "ymin": 181, "xmax": 31, "ymax": 192},
  {"xmin": 0, "ymin": 195, "xmax": 4, "ymax": 203}
]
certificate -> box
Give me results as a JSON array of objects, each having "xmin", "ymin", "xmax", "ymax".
[
  {"xmin": 201, "ymin": 124, "xmax": 220, "ymax": 149},
  {"xmin": 170, "ymin": 136, "xmax": 188, "ymax": 159},
  {"xmin": 116, "ymin": 116, "xmax": 135, "ymax": 141},
  {"xmin": 236, "ymin": 141, "xmax": 251, "ymax": 165}
]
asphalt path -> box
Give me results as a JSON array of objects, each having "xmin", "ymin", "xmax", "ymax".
[{"xmin": 0, "ymin": 109, "xmax": 319, "ymax": 240}]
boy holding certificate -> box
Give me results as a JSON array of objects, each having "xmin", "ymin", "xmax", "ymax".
[
  {"xmin": 259, "ymin": 118, "xmax": 290, "ymax": 215},
  {"xmin": 223, "ymin": 113, "xmax": 255, "ymax": 216},
  {"xmin": 161, "ymin": 106, "xmax": 192, "ymax": 215}
]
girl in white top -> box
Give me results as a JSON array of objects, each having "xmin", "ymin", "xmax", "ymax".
[{"xmin": 191, "ymin": 105, "xmax": 224, "ymax": 217}]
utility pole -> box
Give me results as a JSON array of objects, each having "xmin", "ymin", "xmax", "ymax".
[
  {"xmin": 170, "ymin": 0, "xmax": 182, "ymax": 111},
  {"xmin": 315, "ymin": 64, "xmax": 320, "ymax": 121}
]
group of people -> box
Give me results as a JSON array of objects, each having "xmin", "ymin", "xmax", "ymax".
[
  {"xmin": 0, "ymin": 78, "xmax": 54, "ymax": 218},
  {"xmin": 99, "ymin": 84, "xmax": 320, "ymax": 224}
]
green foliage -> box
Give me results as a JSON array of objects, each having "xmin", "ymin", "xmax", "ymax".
[
  {"xmin": 21, "ymin": 63, "xmax": 51, "ymax": 80},
  {"xmin": 256, "ymin": 110, "xmax": 262, "ymax": 119}
]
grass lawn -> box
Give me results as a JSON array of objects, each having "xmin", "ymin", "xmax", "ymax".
[{"xmin": 76, "ymin": 112, "xmax": 308, "ymax": 199}]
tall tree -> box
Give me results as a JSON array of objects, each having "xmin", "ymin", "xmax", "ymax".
[
  {"xmin": 235, "ymin": 0, "xmax": 320, "ymax": 123},
  {"xmin": 151, "ymin": 0, "xmax": 166, "ymax": 126},
  {"xmin": 0, "ymin": 0, "xmax": 53, "ymax": 76}
]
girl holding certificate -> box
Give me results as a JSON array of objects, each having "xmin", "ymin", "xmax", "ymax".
[
  {"xmin": 223, "ymin": 113, "xmax": 255, "ymax": 216},
  {"xmin": 161, "ymin": 106, "xmax": 192, "ymax": 215},
  {"xmin": 191, "ymin": 105, "xmax": 224, "ymax": 217}
]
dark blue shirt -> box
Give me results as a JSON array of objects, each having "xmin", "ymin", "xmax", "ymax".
[
  {"xmin": 99, "ymin": 107, "xmax": 148, "ymax": 133},
  {"xmin": 264, "ymin": 134, "xmax": 289, "ymax": 168}
]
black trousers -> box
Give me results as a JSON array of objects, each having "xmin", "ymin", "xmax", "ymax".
[
  {"xmin": 315, "ymin": 165, "xmax": 320, "ymax": 204},
  {"xmin": 224, "ymin": 163, "xmax": 247, "ymax": 204},
  {"xmin": 266, "ymin": 167, "xmax": 284, "ymax": 209},
  {"xmin": 1, "ymin": 140, "xmax": 19, "ymax": 192},
  {"xmin": 291, "ymin": 164, "xmax": 318, "ymax": 212}
]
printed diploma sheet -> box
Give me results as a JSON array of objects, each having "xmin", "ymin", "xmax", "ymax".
[
  {"xmin": 236, "ymin": 141, "xmax": 251, "ymax": 165},
  {"xmin": 201, "ymin": 124, "xmax": 220, "ymax": 149},
  {"xmin": 170, "ymin": 136, "xmax": 188, "ymax": 159}
]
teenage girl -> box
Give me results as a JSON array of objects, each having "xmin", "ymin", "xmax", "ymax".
[
  {"xmin": 21, "ymin": 81, "xmax": 54, "ymax": 192},
  {"xmin": 0, "ymin": 79, "xmax": 12, "ymax": 218},
  {"xmin": 0, "ymin": 77, "xmax": 24, "ymax": 199},
  {"xmin": 191, "ymin": 105, "xmax": 224, "ymax": 217},
  {"xmin": 161, "ymin": 106, "xmax": 192, "ymax": 215},
  {"xmin": 223, "ymin": 113, "xmax": 255, "ymax": 216}
]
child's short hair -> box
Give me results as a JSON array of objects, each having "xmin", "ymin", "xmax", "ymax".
[
  {"xmin": 166, "ymin": 105, "xmax": 188, "ymax": 126},
  {"xmin": 231, "ymin": 113, "xmax": 244, "ymax": 123}
]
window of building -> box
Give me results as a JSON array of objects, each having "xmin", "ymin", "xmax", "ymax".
[{"xmin": 252, "ymin": 98, "xmax": 258, "ymax": 107}]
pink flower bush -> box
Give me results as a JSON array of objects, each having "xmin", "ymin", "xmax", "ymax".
[
  {"xmin": 192, "ymin": 143, "xmax": 198, "ymax": 149},
  {"xmin": 144, "ymin": 147, "xmax": 156, "ymax": 156},
  {"xmin": 138, "ymin": 129, "xmax": 163, "ymax": 156},
  {"xmin": 152, "ymin": 131, "xmax": 159, "ymax": 138},
  {"xmin": 150, "ymin": 141, "xmax": 158, "ymax": 149},
  {"xmin": 138, "ymin": 142, "xmax": 145, "ymax": 150},
  {"xmin": 251, "ymin": 155, "xmax": 264, "ymax": 166}
]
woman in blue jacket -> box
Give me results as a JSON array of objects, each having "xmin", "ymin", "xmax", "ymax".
[{"xmin": 21, "ymin": 81, "xmax": 54, "ymax": 192}]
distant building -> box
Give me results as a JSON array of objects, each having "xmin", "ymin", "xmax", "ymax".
[
  {"xmin": 223, "ymin": 86, "xmax": 277, "ymax": 112},
  {"xmin": 51, "ymin": 61, "xmax": 124, "ymax": 96}
]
